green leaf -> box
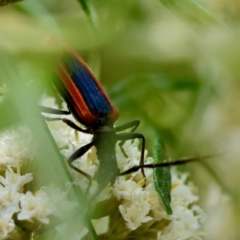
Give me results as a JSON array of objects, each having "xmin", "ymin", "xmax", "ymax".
[
  {"xmin": 76, "ymin": 0, "xmax": 91, "ymax": 16},
  {"xmin": 0, "ymin": 50, "xmax": 98, "ymax": 239},
  {"xmin": 76, "ymin": 0, "xmax": 96, "ymax": 28},
  {"xmin": 152, "ymin": 131, "xmax": 172, "ymax": 214},
  {"xmin": 159, "ymin": 0, "xmax": 229, "ymax": 29}
]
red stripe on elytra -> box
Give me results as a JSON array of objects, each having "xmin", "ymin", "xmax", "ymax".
[{"xmin": 58, "ymin": 64, "xmax": 98, "ymax": 125}]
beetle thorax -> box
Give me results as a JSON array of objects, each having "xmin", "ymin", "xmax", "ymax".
[{"xmin": 95, "ymin": 125, "xmax": 114, "ymax": 133}]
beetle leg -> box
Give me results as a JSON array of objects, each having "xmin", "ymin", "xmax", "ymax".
[
  {"xmin": 115, "ymin": 120, "xmax": 140, "ymax": 158},
  {"xmin": 115, "ymin": 120, "xmax": 140, "ymax": 132},
  {"xmin": 68, "ymin": 142, "xmax": 94, "ymax": 187},
  {"xmin": 44, "ymin": 116, "xmax": 91, "ymax": 134},
  {"xmin": 117, "ymin": 132, "xmax": 146, "ymax": 186},
  {"xmin": 41, "ymin": 106, "xmax": 92, "ymax": 134},
  {"xmin": 40, "ymin": 106, "xmax": 71, "ymax": 115},
  {"xmin": 118, "ymin": 143, "xmax": 128, "ymax": 158}
]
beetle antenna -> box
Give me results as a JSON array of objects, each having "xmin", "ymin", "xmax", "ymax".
[{"xmin": 118, "ymin": 155, "xmax": 215, "ymax": 176}]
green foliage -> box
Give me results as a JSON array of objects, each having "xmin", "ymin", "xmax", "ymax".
[
  {"xmin": 152, "ymin": 131, "xmax": 172, "ymax": 214},
  {"xmin": 1, "ymin": 0, "xmax": 240, "ymax": 239},
  {"xmin": 159, "ymin": 0, "xmax": 228, "ymax": 28}
]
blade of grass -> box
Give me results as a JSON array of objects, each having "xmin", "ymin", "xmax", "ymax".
[
  {"xmin": 76, "ymin": 0, "xmax": 96, "ymax": 29},
  {"xmin": 151, "ymin": 129, "xmax": 172, "ymax": 214},
  {"xmin": 159, "ymin": 0, "xmax": 229, "ymax": 29},
  {"xmin": 0, "ymin": 50, "xmax": 98, "ymax": 239}
]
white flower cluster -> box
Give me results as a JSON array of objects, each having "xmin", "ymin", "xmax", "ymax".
[
  {"xmin": 0, "ymin": 96, "xmax": 206, "ymax": 239},
  {"xmin": 41, "ymin": 97, "xmax": 206, "ymax": 239},
  {"xmin": 110, "ymin": 141, "xmax": 206, "ymax": 240},
  {"xmin": 0, "ymin": 126, "xmax": 36, "ymax": 171},
  {"xmin": 0, "ymin": 124, "xmax": 78, "ymax": 240}
]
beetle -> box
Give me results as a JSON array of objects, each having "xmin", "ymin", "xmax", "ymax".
[
  {"xmin": 40, "ymin": 51, "xmax": 148, "ymax": 193},
  {"xmin": 40, "ymin": 51, "xmax": 207, "ymax": 196}
]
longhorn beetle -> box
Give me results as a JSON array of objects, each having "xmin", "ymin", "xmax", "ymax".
[{"xmin": 41, "ymin": 50, "xmax": 205, "ymax": 198}]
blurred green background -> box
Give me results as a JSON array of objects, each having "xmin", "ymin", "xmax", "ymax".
[{"xmin": 0, "ymin": 0, "xmax": 240, "ymax": 239}]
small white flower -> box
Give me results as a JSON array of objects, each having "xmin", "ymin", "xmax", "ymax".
[
  {"xmin": 0, "ymin": 185, "xmax": 21, "ymax": 211},
  {"xmin": 113, "ymin": 177, "xmax": 138, "ymax": 200},
  {"xmin": 171, "ymin": 171, "xmax": 199, "ymax": 205},
  {"xmin": 118, "ymin": 185, "xmax": 153, "ymax": 230},
  {"xmin": 0, "ymin": 125, "xmax": 37, "ymax": 170},
  {"xmin": 0, "ymin": 213, "xmax": 15, "ymax": 240},
  {"xmin": 18, "ymin": 191, "xmax": 53, "ymax": 224},
  {"xmin": 0, "ymin": 166, "xmax": 33, "ymax": 192}
]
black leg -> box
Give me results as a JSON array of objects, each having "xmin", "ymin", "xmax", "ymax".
[
  {"xmin": 115, "ymin": 120, "xmax": 140, "ymax": 132},
  {"xmin": 68, "ymin": 142, "xmax": 94, "ymax": 184},
  {"xmin": 40, "ymin": 106, "xmax": 71, "ymax": 115},
  {"xmin": 117, "ymin": 132, "xmax": 146, "ymax": 182},
  {"xmin": 115, "ymin": 120, "xmax": 140, "ymax": 157},
  {"xmin": 43, "ymin": 116, "xmax": 91, "ymax": 134},
  {"xmin": 41, "ymin": 106, "xmax": 92, "ymax": 134},
  {"xmin": 119, "ymin": 143, "xmax": 128, "ymax": 158}
]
